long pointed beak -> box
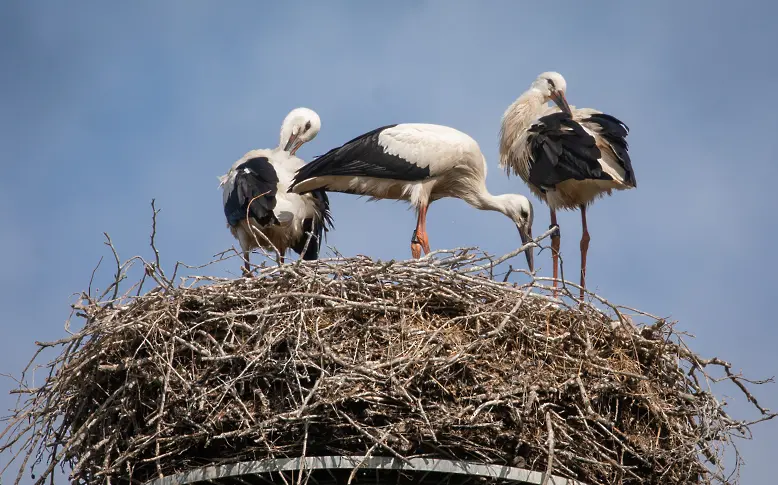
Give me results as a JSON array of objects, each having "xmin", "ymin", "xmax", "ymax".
[
  {"xmin": 290, "ymin": 138, "xmax": 304, "ymax": 156},
  {"xmin": 284, "ymin": 133, "xmax": 299, "ymax": 153},
  {"xmin": 517, "ymin": 224, "xmax": 535, "ymax": 273},
  {"xmin": 550, "ymin": 90, "xmax": 572, "ymax": 115}
]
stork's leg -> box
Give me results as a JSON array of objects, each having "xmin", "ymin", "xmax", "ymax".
[
  {"xmin": 419, "ymin": 204, "xmax": 431, "ymax": 255},
  {"xmin": 242, "ymin": 252, "xmax": 252, "ymax": 277},
  {"xmin": 549, "ymin": 209, "xmax": 560, "ymax": 297},
  {"xmin": 411, "ymin": 204, "xmax": 429, "ymax": 259},
  {"xmin": 579, "ymin": 205, "xmax": 590, "ymax": 300},
  {"xmin": 421, "ymin": 233, "xmax": 431, "ymax": 255}
]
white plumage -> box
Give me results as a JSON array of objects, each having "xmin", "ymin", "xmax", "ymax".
[
  {"xmin": 291, "ymin": 123, "xmax": 535, "ymax": 269},
  {"xmin": 280, "ymin": 107, "xmax": 322, "ymax": 155},
  {"xmin": 499, "ymin": 71, "xmax": 636, "ymax": 297},
  {"xmin": 219, "ymin": 108, "xmax": 332, "ymax": 273},
  {"xmin": 377, "ymin": 124, "xmax": 479, "ymax": 172}
]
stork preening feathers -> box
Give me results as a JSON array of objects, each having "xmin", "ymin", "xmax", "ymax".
[
  {"xmin": 500, "ymin": 72, "xmax": 636, "ymax": 298},
  {"xmin": 290, "ymin": 123, "xmax": 535, "ymax": 271},
  {"xmin": 217, "ymin": 71, "xmax": 634, "ymax": 290},
  {"xmin": 219, "ymin": 108, "xmax": 333, "ymax": 273}
]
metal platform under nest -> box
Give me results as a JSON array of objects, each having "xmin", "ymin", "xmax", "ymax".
[{"xmin": 145, "ymin": 456, "xmax": 586, "ymax": 485}]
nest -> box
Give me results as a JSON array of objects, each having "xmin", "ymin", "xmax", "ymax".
[{"xmin": 1, "ymin": 224, "xmax": 774, "ymax": 485}]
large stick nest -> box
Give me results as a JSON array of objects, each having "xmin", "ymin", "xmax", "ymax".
[{"xmin": 1, "ymin": 232, "xmax": 775, "ymax": 485}]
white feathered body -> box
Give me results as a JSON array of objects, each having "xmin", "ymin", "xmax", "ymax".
[{"xmin": 220, "ymin": 148, "xmax": 325, "ymax": 254}]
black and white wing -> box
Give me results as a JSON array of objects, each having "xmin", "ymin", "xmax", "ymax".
[
  {"xmin": 576, "ymin": 112, "xmax": 636, "ymax": 187},
  {"xmin": 526, "ymin": 112, "xmax": 610, "ymax": 192},
  {"xmin": 289, "ymin": 124, "xmax": 433, "ymax": 194},
  {"xmin": 223, "ymin": 156, "xmax": 279, "ymax": 227}
]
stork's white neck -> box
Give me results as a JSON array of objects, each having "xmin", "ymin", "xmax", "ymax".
[
  {"xmin": 465, "ymin": 187, "xmax": 512, "ymax": 216},
  {"xmin": 503, "ymin": 88, "xmax": 547, "ymax": 131}
]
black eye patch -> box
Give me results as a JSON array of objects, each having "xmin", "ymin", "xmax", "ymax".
[{"xmin": 305, "ymin": 121, "xmax": 312, "ymax": 130}]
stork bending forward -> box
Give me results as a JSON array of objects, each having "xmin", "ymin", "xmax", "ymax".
[
  {"xmin": 500, "ymin": 72, "xmax": 636, "ymax": 298},
  {"xmin": 290, "ymin": 123, "xmax": 535, "ymax": 270}
]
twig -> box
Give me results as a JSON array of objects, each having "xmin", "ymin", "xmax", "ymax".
[
  {"xmin": 541, "ymin": 412, "xmax": 556, "ymax": 485},
  {"xmin": 1, "ymin": 221, "xmax": 774, "ymax": 485},
  {"xmin": 245, "ymin": 192, "xmax": 281, "ymax": 266},
  {"xmin": 462, "ymin": 225, "xmax": 559, "ymax": 274}
]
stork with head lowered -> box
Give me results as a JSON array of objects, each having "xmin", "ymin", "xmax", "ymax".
[{"xmin": 290, "ymin": 122, "xmax": 535, "ymax": 271}]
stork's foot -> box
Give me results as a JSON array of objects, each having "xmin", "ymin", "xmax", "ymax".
[
  {"xmin": 411, "ymin": 229, "xmax": 423, "ymax": 259},
  {"xmin": 242, "ymin": 266, "xmax": 253, "ymax": 278},
  {"xmin": 551, "ymin": 277, "xmax": 560, "ymax": 299},
  {"xmin": 411, "ymin": 244, "xmax": 422, "ymax": 259},
  {"xmin": 577, "ymin": 283, "xmax": 588, "ymax": 308}
]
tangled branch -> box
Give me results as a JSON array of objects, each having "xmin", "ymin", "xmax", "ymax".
[{"xmin": 1, "ymin": 212, "xmax": 774, "ymax": 485}]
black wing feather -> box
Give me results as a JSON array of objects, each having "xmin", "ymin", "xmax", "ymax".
[
  {"xmin": 291, "ymin": 189, "xmax": 334, "ymax": 260},
  {"xmin": 224, "ymin": 156, "xmax": 279, "ymax": 227},
  {"xmin": 290, "ymin": 124, "xmax": 431, "ymax": 192},
  {"xmin": 527, "ymin": 112, "xmax": 610, "ymax": 191},
  {"xmin": 580, "ymin": 113, "xmax": 636, "ymax": 187}
]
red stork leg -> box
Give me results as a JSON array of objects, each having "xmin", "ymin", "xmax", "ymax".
[
  {"xmin": 419, "ymin": 204, "xmax": 431, "ymax": 255},
  {"xmin": 549, "ymin": 208, "xmax": 560, "ymax": 298},
  {"xmin": 579, "ymin": 204, "xmax": 591, "ymax": 300},
  {"xmin": 411, "ymin": 203, "xmax": 429, "ymax": 258}
]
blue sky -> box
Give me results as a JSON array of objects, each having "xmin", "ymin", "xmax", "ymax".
[{"xmin": 1, "ymin": 1, "xmax": 776, "ymax": 482}]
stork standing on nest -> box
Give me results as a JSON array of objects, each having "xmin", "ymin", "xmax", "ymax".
[
  {"xmin": 290, "ymin": 123, "xmax": 535, "ymax": 271},
  {"xmin": 499, "ymin": 72, "xmax": 636, "ymax": 298},
  {"xmin": 219, "ymin": 108, "xmax": 333, "ymax": 273}
]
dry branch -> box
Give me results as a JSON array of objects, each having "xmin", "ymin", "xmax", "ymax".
[{"xmin": 1, "ymin": 219, "xmax": 775, "ymax": 485}]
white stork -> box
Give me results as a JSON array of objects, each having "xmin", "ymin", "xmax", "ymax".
[
  {"xmin": 499, "ymin": 72, "xmax": 636, "ymax": 298},
  {"xmin": 290, "ymin": 123, "xmax": 535, "ymax": 270},
  {"xmin": 219, "ymin": 108, "xmax": 333, "ymax": 273}
]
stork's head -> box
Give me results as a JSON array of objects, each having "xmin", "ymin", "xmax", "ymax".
[
  {"xmin": 498, "ymin": 194, "xmax": 535, "ymax": 273},
  {"xmin": 280, "ymin": 107, "xmax": 321, "ymax": 155},
  {"xmin": 532, "ymin": 71, "xmax": 571, "ymax": 114}
]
